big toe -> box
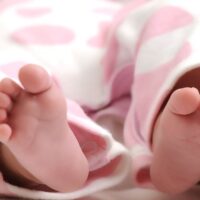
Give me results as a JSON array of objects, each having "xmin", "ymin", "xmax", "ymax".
[
  {"xmin": 167, "ymin": 87, "xmax": 200, "ymax": 115},
  {"xmin": 19, "ymin": 64, "xmax": 52, "ymax": 94}
]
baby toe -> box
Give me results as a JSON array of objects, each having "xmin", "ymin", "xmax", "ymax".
[
  {"xmin": 0, "ymin": 92, "xmax": 13, "ymax": 111},
  {"xmin": 0, "ymin": 124, "xmax": 12, "ymax": 143},
  {"xmin": 167, "ymin": 87, "xmax": 200, "ymax": 115},
  {"xmin": 0, "ymin": 78, "xmax": 21, "ymax": 100}
]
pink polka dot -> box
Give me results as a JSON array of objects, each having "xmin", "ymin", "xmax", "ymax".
[
  {"xmin": 88, "ymin": 22, "xmax": 110, "ymax": 48},
  {"xmin": 17, "ymin": 7, "xmax": 51, "ymax": 18},
  {"xmin": 0, "ymin": 0, "xmax": 29, "ymax": 13},
  {"xmin": 11, "ymin": 25, "xmax": 75, "ymax": 45}
]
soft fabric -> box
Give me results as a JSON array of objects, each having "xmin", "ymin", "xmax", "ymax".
[{"xmin": 0, "ymin": 0, "xmax": 199, "ymax": 199}]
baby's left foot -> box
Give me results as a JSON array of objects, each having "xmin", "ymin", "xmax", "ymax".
[
  {"xmin": 151, "ymin": 87, "xmax": 200, "ymax": 194},
  {"xmin": 0, "ymin": 64, "xmax": 88, "ymax": 192}
]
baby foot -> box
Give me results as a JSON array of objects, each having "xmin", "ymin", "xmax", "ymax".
[
  {"xmin": 151, "ymin": 87, "xmax": 200, "ymax": 194},
  {"xmin": 0, "ymin": 65, "xmax": 88, "ymax": 192}
]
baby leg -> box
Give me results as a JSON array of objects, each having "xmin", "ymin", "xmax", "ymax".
[{"xmin": 0, "ymin": 64, "xmax": 89, "ymax": 192}]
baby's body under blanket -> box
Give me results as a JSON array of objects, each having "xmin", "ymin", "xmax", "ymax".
[{"xmin": 1, "ymin": 0, "xmax": 200, "ymax": 199}]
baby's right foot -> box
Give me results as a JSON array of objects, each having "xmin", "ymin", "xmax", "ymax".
[
  {"xmin": 0, "ymin": 65, "xmax": 89, "ymax": 192},
  {"xmin": 151, "ymin": 87, "xmax": 200, "ymax": 194}
]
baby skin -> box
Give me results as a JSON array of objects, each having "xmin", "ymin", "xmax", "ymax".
[
  {"xmin": 0, "ymin": 64, "xmax": 200, "ymax": 194},
  {"xmin": 0, "ymin": 64, "xmax": 89, "ymax": 192},
  {"xmin": 151, "ymin": 68, "xmax": 200, "ymax": 194}
]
